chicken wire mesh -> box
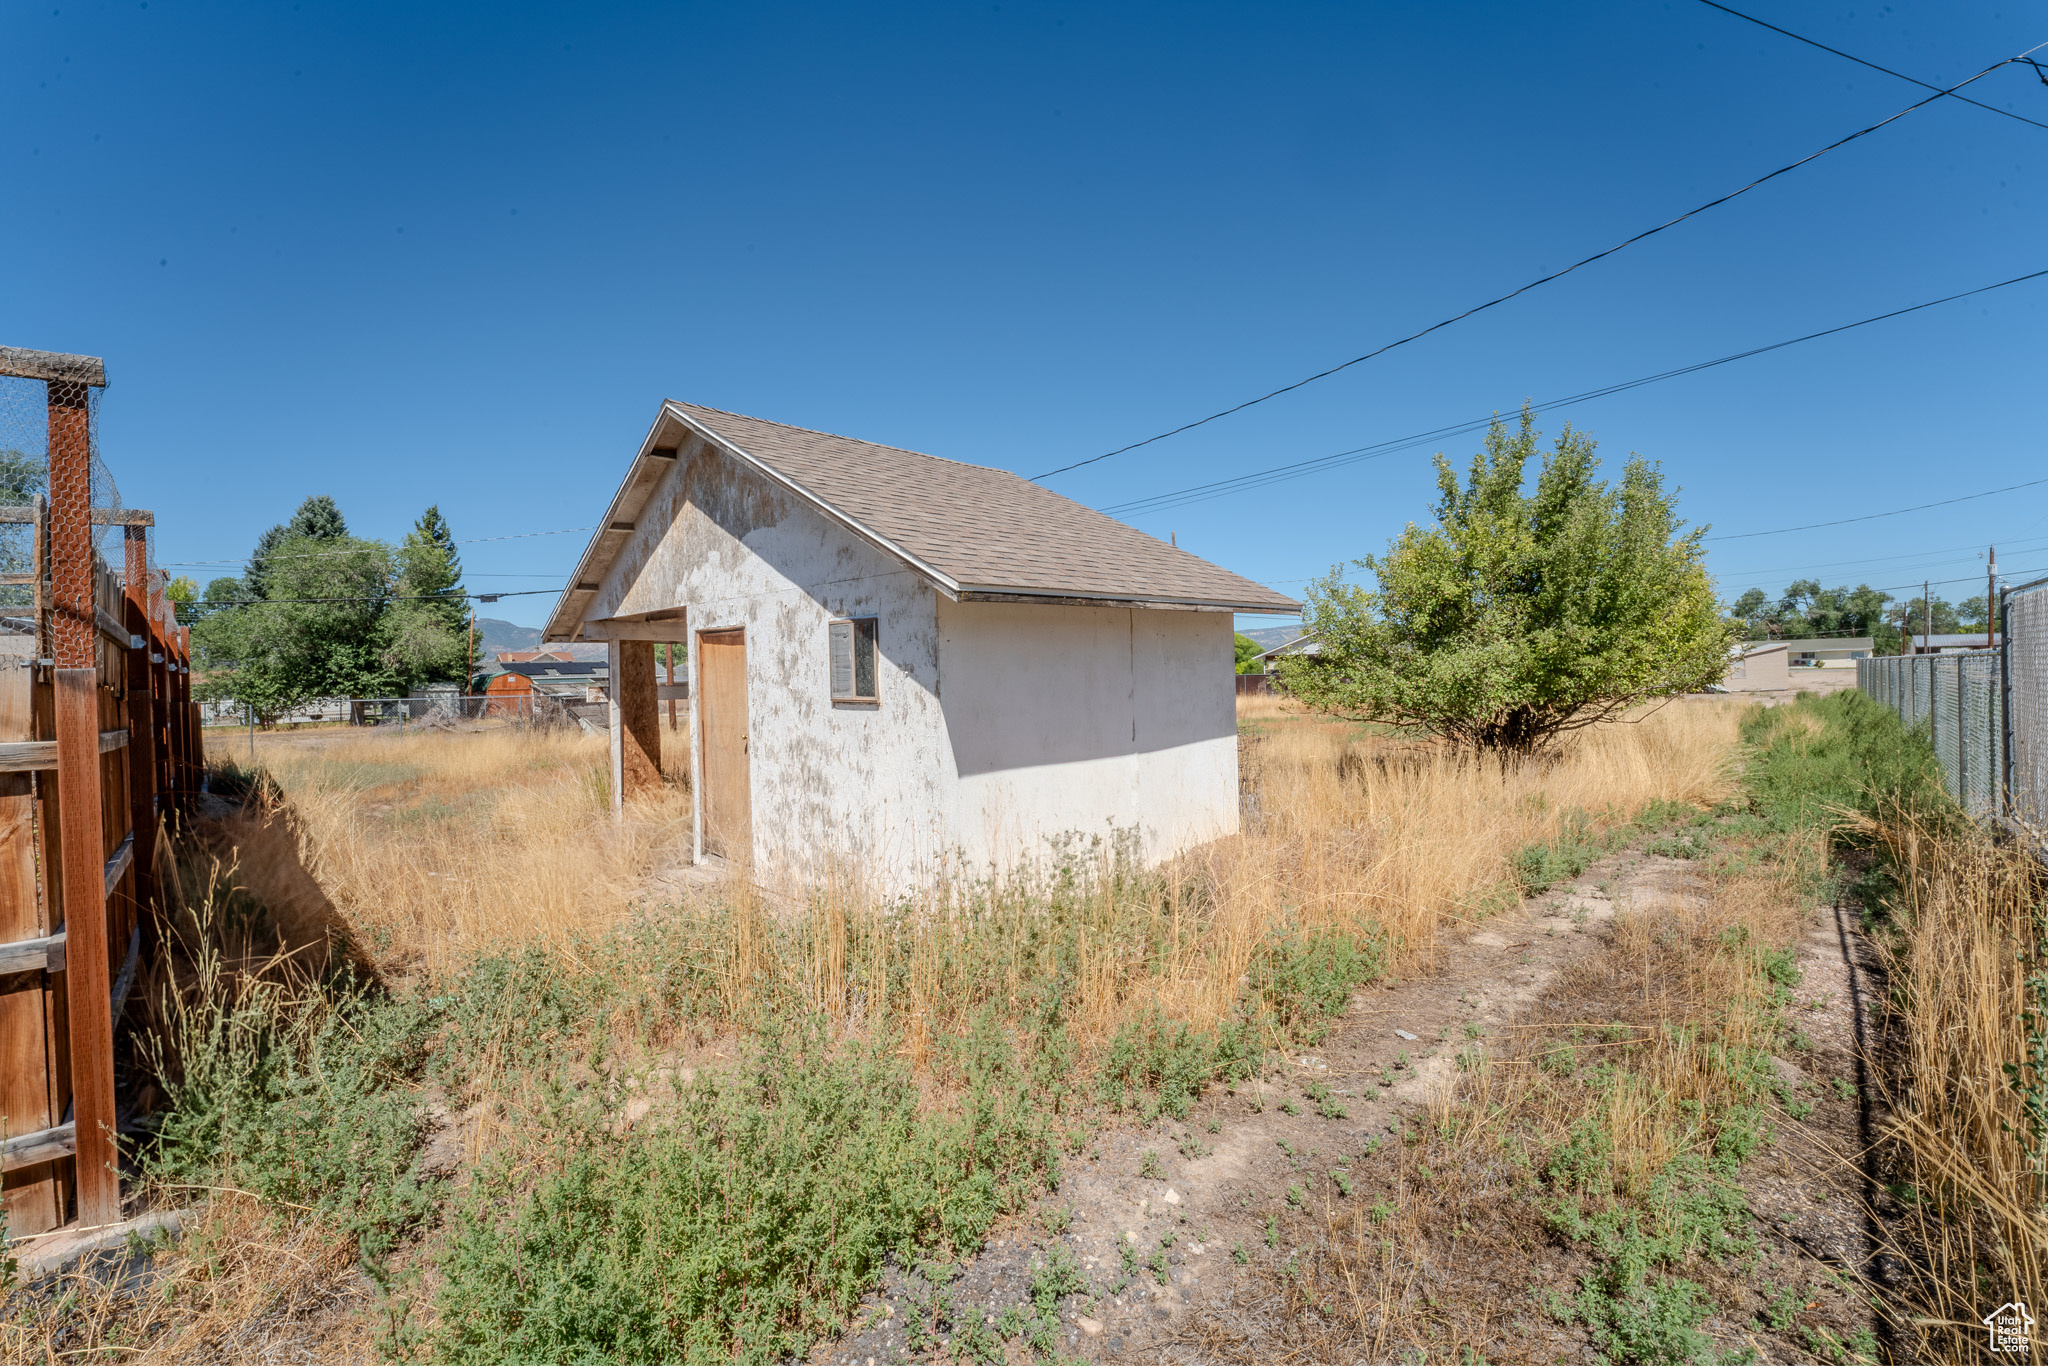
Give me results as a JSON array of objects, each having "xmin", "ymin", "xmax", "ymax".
[{"xmin": 0, "ymin": 353, "xmax": 121, "ymax": 661}]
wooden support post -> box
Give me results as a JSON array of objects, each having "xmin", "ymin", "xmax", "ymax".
[
  {"xmin": 605, "ymin": 638, "xmax": 624, "ymax": 818},
  {"xmin": 48, "ymin": 376, "xmax": 120, "ymax": 1227},
  {"xmin": 165, "ymin": 628, "xmax": 188, "ymax": 807},
  {"xmin": 122, "ymin": 529, "xmax": 158, "ymax": 942},
  {"xmin": 182, "ymin": 626, "xmax": 200, "ymax": 789},
  {"xmin": 618, "ymin": 639, "xmax": 660, "ymax": 799}
]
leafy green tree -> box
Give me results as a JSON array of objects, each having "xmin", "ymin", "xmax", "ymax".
[
  {"xmin": 1234, "ymin": 633, "xmax": 1266, "ymax": 674},
  {"xmin": 0, "ymin": 449, "xmax": 44, "ymax": 501},
  {"xmin": 243, "ymin": 525, "xmax": 288, "ymax": 600},
  {"xmin": 1729, "ymin": 580, "xmax": 1889, "ymax": 641},
  {"xmin": 1279, "ymin": 409, "xmax": 1730, "ymax": 756},
  {"xmin": 380, "ymin": 506, "xmax": 472, "ymax": 691},
  {"xmin": 182, "ymin": 575, "xmax": 250, "ymax": 629},
  {"xmin": 197, "ymin": 533, "xmax": 397, "ymax": 720},
  {"xmin": 1956, "ymin": 594, "xmax": 2000, "ymax": 635},
  {"xmin": 165, "ymin": 575, "xmax": 199, "ymax": 603},
  {"xmin": 1889, "ymin": 594, "xmax": 1961, "ymax": 642},
  {"xmin": 1772, "ymin": 580, "xmax": 1889, "ymax": 639},
  {"xmin": 1728, "ymin": 587, "xmax": 1772, "ymax": 639},
  {"xmin": 0, "ymin": 450, "xmax": 43, "ymax": 610}
]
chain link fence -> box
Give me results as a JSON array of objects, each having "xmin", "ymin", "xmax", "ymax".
[
  {"xmin": 200, "ymin": 692, "xmax": 608, "ymax": 732},
  {"xmin": 1858, "ymin": 575, "xmax": 2048, "ymax": 844},
  {"xmin": 2007, "ymin": 577, "xmax": 2048, "ymax": 847}
]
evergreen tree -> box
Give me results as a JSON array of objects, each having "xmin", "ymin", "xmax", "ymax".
[
  {"xmin": 287, "ymin": 495, "xmax": 349, "ymax": 541},
  {"xmin": 382, "ymin": 505, "xmax": 473, "ymax": 691},
  {"xmin": 244, "ymin": 524, "xmax": 287, "ymax": 599},
  {"xmin": 246, "ymin": 496, "xmax": 348, "ymax": 599}
]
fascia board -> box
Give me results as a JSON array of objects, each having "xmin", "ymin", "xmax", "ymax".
[
  {"xmin": 542, "ymin": 405, "xmax": 684, "ymax": 641},
  {"xmin": 955, "ymin": 584, "xmax": 1303, "ymax": 613}
]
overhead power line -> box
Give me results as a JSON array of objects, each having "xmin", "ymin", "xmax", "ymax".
[
  {"xmin": 1694, "ymin": 0, "xmax": 2048, "ymax": 131},
  {"xmin": 1098, "ymin": 267, "xmax": 2048, "ymax": 518},
  {"xmin": 1714, "ymin": 533, "xmax": 2048, "ymax": 581},
  {"xmin": 158, "ymin": 525, "xmax": 597, "ymax": 570},
  {"xmin": 1706, "ymin": 476, "xmax": 2048, "ymax": 540},
  {"xmin": 191, "ymin": 586, "xmax": 564, "ymax": 609},
  {"xmin": 1033, "ymin": 39, "xmax": 2048, "ymax": 483}
]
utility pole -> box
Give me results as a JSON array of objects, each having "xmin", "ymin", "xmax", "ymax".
[
  {"xmin": 1987, "ymin": 546, "xmax": 1998, "ymax": 649},
  {"xmin": 466, "ymin": 605, "xmax": 477, "ymax": 698},
  {"xmin": 1923, "ymin": 580, "xmax": 1932, "ymax": 656}
]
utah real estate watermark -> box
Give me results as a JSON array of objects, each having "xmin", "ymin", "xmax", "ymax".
[{"xmin": 1983, "ymin": 1301, "xmax": 2033, "ymax": 1354}]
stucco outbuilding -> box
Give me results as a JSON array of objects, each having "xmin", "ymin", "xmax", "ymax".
[{"xmin": 542, "ymin": 401, "xmax": 1298, "ymax": 892}]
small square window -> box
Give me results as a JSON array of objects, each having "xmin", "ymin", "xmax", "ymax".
[{"xmin": 829, "ymin": 617, "xmax": 878, "ymax": 703}]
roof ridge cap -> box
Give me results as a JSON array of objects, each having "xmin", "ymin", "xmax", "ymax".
[{"xmin": 665, "ymin": 400, "xmax": 1041, "ymax": 481}]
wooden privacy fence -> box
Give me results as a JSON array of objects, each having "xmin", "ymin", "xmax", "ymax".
[{"xmin": 1, "ymin": 346, "xmax": 200, "ymax": 1235}]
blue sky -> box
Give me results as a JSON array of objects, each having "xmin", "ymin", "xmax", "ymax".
[{"xmin": 4, "ymin": 0, "xmax": 2043, "ymax": 632}]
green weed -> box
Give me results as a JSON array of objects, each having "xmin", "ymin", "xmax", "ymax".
[
  {"xmin": 1097, "ymin": 1009, "xmax": 1261, "ymax": 1120},
  {"xmin": 1250, "ymin": 926, "xmax": 1386, "ymax": 1044},
  {"xmin": 429, "ymin": 1018, "xmax": 1058, "ymax": 1366}
]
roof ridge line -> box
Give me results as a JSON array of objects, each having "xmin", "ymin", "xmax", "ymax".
[{"xmin": 665, "ymin": 400, "xmax": 1042, "ymax": 481}]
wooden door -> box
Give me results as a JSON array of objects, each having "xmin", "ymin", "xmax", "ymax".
[{"xmin": 696, "ymin": 629, "xmax": 751, "ymax": 862}]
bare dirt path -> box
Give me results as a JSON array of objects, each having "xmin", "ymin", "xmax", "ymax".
[
  {"xmin": 813, "ymin": 845, "xmax": 1706, "ymax": 1365},
  {"xmin": 814, "ymin": 831, "xmax": 1891, "ymax": 1366}
]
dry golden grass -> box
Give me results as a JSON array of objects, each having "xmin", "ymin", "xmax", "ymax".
[
  {"xmin": 226, "ymin": 702, "xmax": 1742, "ymax": 1058},
  {"xmin": 1195, "ymin": 790, "xmax": 1833, "ymax": 1364},
  {"xmin": 1205, "ymin": 696, "xmax": 1741, "ymax": 964},
  {"xmin": 1858, "ymin": 807, "xmax": 2048, "ymax": 1364},
  {"xmin": 22, "ymin": 700, "xmax": 1749, "ymax": 1361},
  {"xmin": 234, "ymin": 721, "xmax": 691, "ymax": 974},
  {"xmin": 0, "ymin": 1200, "xmax": 375, "ymax": 1365}
]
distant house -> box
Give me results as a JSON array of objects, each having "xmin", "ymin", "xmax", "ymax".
[
  {"xmin": 1253, "ymin": 634, "xmax": 1321, "ymax": 672},
  {"xmin": 1908, "ymin": 632, "xmax": 2001, "ymax": 654},
  {"xmin": 484, "ymin": 659, "xmax": 611, "ymax": 701},
  {"xmin": 541, "ymin": 400, "xmax": 1297, "ymax": 889},
  {"xmin": 1721, "ymin": 642, "xmax": 1789, "ymax": 692},
  {"xmin": 1772, "ymin": 637, "xmax": 1872, "ymax": 668}
]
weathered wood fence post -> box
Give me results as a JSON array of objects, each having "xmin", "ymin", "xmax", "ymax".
[
  {"xmin": 45, "ymin": 363, "xmax": 121, "ymax": 1226},
  {"xmin": 0, "ymin": 346, "xmax": 188, "ymax": 1235}
]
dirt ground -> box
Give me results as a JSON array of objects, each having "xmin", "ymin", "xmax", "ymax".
[{"xmin": 811, "ymin": 838, "xmax": 1886, "ymax": 1366}]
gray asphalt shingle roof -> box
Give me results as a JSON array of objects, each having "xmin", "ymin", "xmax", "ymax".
[{"xmin": 666, "ymin": 401, "xmax": 1299, "ymax": 613}]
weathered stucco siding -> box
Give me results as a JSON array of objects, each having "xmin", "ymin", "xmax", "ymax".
[
  {"xmin": 583, "ymin": 436, "xmax": 1241, "ymax": 893},
  {"xmin": 934, "ymin": 600, "xmax": 1239, "ymax": 872},
  {"xmin": 588, "ymin": 435, "xmax": 955, "ymax": 884}
]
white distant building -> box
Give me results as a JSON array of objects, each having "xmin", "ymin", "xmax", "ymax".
[
  {"xmin": 1774, "ymin": 637, "xmax": 1872, "ymax": 668},
  {"xmin": 543, "ymin": 401, "xmax": 1297, "ymax": 891},
  {"xmin": 1722, "ymin": 642, "xmax": 1789, "ymax": 692}
]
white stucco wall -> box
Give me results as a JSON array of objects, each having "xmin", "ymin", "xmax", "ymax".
[
  {"xmin": 934, "ymin": 600, "xmax": 1240, "ymax": 873},
  {"xmin": 587, "ymin": 434, "xmax": 957, "ymax": 886},
  {"xmin": 583, "ymin": 435, "xmax": 1242, "ymax": 893}
]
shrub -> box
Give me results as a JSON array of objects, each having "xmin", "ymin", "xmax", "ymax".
[
  {"xmin": 1252, "ymin": 926, "xmax": 1385, "ymax": 1043},
  {"xmin": 430, "ymin": 1018, "xmax": 1059, "ymax": 1366},
  {"xmin": 1097, "ymin": 1010, "xmax": 1262, "ymax": 1119},
  {"xmin": 144, "ymin": 953, "xmax": 434, "ymax": 1268}
]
